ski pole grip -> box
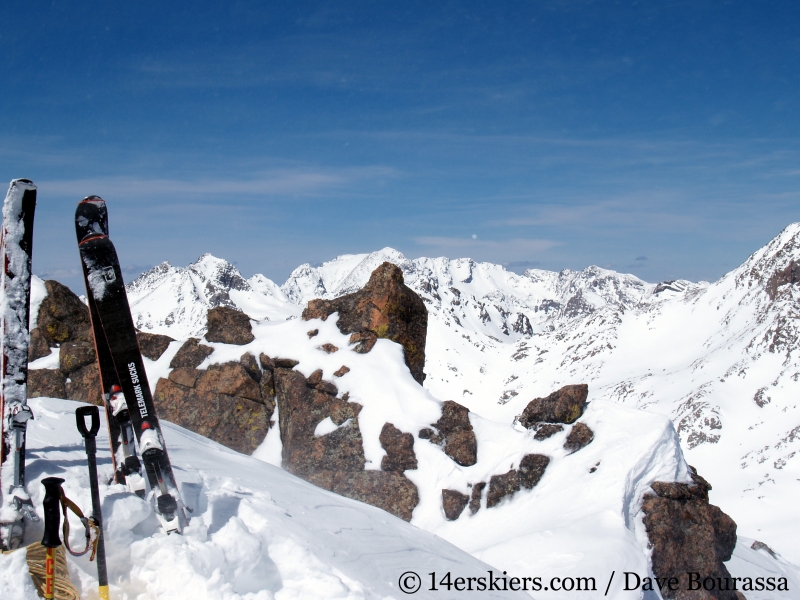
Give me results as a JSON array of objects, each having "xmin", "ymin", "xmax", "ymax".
[
  {"xmin": 76, "ymin": 405, "xmax": 100, "ymax": 438},
  {"xmin": 41, "ymin": 477, "xmax": 65, "ymax": 548}
]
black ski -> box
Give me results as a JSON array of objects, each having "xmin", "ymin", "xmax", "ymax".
[
  {"xmin": 0, "ymin": 178, "xmax": 39, "ymax": 550},
  {"xmin": 76, "ymin": 200, "xmax": 187, "ymax": 533},
  {"xmin": 76, "ymin": 197, "xmax": 146, "ymax": 498}
]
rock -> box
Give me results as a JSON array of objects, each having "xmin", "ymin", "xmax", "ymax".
[
  {"xmin": 642, "ymin": 468, "xmax": 740, "ymax": 600},
  {"xmin": 330, "ymin": 471, "xmax": 419, "ymax": 522},
  {"xmin": 302, "ymin": 262, "xmax": 428, "ymax": 385},
  {"xmin": 259, "ymin": 370, "xmax": 276, "ymax": 416},
  {"xmin": 442, "ymin": 489, "xmax": 469, "ymax": 521},
  {"xmin": 36, "ymin": 280, "xmax": 91, "ymax": 346},
  {"xmin": 333, "ymin": 365, "xmax": 350, "ymax": 377},
  {"xmin": 518, "ymin": 384, "xmax": 589, "ymax": 427},
  {"xmin": 486, "ymin": 470, "xmax": 519, "ymax": 508},
  {"xmin": 273, "ymin": 366, "xmax": 420, "ymax": 521},
  {"xmin": 168, "ymin": 367, "xmax": 202, "ymax": 388},
  {"xmin": 28, "ymin": 328, "xmax": 52, "ymax": 362},
  {"xmin": 379, "ymin": 423, "xmax": 417, "ymax": 472},
  {"xmin": 65, "ymin": 364, "xmax": 102, "ymax": 405},
  {"xmin": 318, "ymin": 343, "xmax": 338, "ymax": 354},
  {"xmin": 259, "ymin": 353, "xmax": 275, "ymax": 370},
  {"xmin": 275, "ymin": 368, "xmax": 366, "ymax": 477},
  {"xmin": 564, "ymin": 422, "xmax": 594, "ymax": 453},
  {"xmin": 205, "ymin": 306, "xmax": 255, "ymax": 345},
  {"xmin": 169, "ymin": 338, "xmax": 214, "ymax": 369},
  {"xmin": 203, "ymin": 362, "xmax": 262, "ymax": 402},
  {"xmin": 518, "ymin": 454, "xmax": 549, "ymax": 489},
  {"xmin": 750, "ymin": 540, "xmax": 778, "ymax": 558},
  {"xmin": 431, "ymin": 401, "xmax": 477, "ymax": 466},
  {"xmin": 59, "ymin": 341, "xmax": 96, "ymax": 374},
  {"xmin": 349, "ymin": 331, "xmax": 377, "ymax": 354},
  {"xmin": 239, "ymin": 352, "xmax": 262, "ymax": 383},
  {"xmin": 136, "ymin": 331, "xmax": 174, "ymax": 360},
  {"xmin": 307, "ymin": 369, "xmax": 323, "ymax": 386},
  {"xmin": 533, "ymin": 423, "xmax": 564, "ymax": 440},
  {"xmin": 27, "ymin": 369, "xmax": 66, "ymax": 399},
  {"xmin": 307, "ymin": 329, "xmax": 319, "ymax": 338},
  {"xmin": 469, "ymin": 482, "xmax": 486, "ymax": 514},
  {"xmin": 153, "ymin": 372, "xmax": 271, "ymax": 455},
  {"xmin": 274, "ymin": 358, "xmax": 299, "ymax": 369}
]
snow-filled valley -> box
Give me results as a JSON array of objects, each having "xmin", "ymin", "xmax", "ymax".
[{"xmin": 8, "ymin": 222, "xmax": 800, "ymax": 599}]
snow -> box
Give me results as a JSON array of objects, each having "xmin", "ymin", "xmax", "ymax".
[{"xmin": 14, "ymin": 397, "xmax": 528, "ymax": 600}]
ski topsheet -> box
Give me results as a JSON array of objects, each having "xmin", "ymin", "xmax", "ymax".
[
  {"xmin": 76, "ymin": 200, "xmax": 187, "ymax": 533},
  {"xmin": 76, "ymin": 197, "xmax": 146, "ymax": 498},
  {"xmin": 0, "ymin": 179, "xmax": 38, "ymax": 550}
]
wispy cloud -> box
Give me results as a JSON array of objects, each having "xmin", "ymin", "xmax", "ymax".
[{"xmin": 37, "ymin": 166, "xmax": 398, "ymax": 200}]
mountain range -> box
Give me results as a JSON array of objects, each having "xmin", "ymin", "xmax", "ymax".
[{"xmin": 123, "ymin": 223, "xmax": 800, "ymax": 564}]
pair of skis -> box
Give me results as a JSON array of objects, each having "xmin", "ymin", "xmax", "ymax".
[{"xmin": 76, "ymin": 198, "xmax": 188, "ymax": 534}]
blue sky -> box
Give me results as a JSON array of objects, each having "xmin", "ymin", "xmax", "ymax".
[{"xmin": 2, "ymin": 1, "xmax": 799, "ymax": 291}]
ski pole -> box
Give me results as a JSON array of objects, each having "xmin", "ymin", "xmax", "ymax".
[
  {"xmin": 76, "ymin": 405, "xmax": 110, "ymax": 600},
  {"xmin": 41, "ymin": 477, "xmax": 64, "ymax": 600}
]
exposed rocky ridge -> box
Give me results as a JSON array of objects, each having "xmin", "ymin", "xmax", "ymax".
[
  {"xmin": 642, "ymin": 468, "xmax": 742, "ymax": 600},
  {"xmin": 302, "ymin": 262, "xmax": 428, "ymax": 385}
]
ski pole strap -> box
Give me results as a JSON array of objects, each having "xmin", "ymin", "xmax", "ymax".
[{"xmin": 59, "ymin": 490, "xmax": 100, "ymax": 560}]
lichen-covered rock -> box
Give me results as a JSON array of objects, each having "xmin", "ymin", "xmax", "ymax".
[
  {"xmin": 59, "ymin": 341, "xmax": 96, "ymax": 374},
  {"xmin": 518, "ymin": 384, "xmax": 589, "ymax": 427},
  {"xmin": 442, "ymin": 489, "xmax": 469, "ymax": 520},
  {"xmin": 169, "ymin": 338, "xmax": 214, "ymax": 369},
  {"xmin": 379, "ymin": 423, "xmax": 417, "ymax": 472},
  {"xmin": 154, "ymin": 369, "xmax": 271, "ymax": 455},
  {"xmin": 35, "ymin": 280, "xmax": 91, "ymax": 347},
  {"xmin": 469, "ymin": 482, "xmax": 486, "ymax": 514},
  {"xmin": 28, "ymin": 369, "xmax": 66, "ymax": 399},
  {"xmin": 486, "ymin": 470, "xmax": 519, "ymax": 508},
  {"xmin": 518, "ymin": 454, "xmax": 550, "ymax": 489},
  {"xmin": 65, "ymin": 364, "xmax": 102, "ymax": 405},
  {"xmin": 564, "ymin": 422, "xmax": 594, "ymax": 453},
  {"xmin": 28, "ymin": 328, "xmax": 52, "ymax": 363},
  {"xmin": 641, "ymin": 468, "xmax": 740, "ymax": 600},
  {"xmin": 430, "ymin": 400, "xmax": 477, "ymax": 466},
  {"xmin": 239, "ymin": 352, "xmax": 262, "ymax": 383},
  {"xmin": 302, "ymin": 262, "xmax": 428, "ymax": 384},
  {"xmin": 136, "ymin": 331, "xmax": 174, "ymax": 360},
  {"xmin": 205, "ymin": 306, "xmax": 255, "ymax": 345}
]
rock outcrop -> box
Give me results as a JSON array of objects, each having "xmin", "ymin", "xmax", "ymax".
[
  {"xmin": 271, "ymin": 362, "xmax": 419, "ymax": 521},
  {"xmin": 302, "ymin": 262, "xmax": 428, "ymax": 385},
  {"xmin": 170, "ymin": 338, "xmax": 214, "ymax": 368},
  {"xmin": 641, "ymin": 467, "xmax": 742, "ymax": 600},
  {"xmin": 420, "ymin": 400, "xmax": 478, "ymax": 467},
  {"xmin": 564, "ymin": 422, "xmax": 594, "ymax": 453},
  {"xmin": 442, "ymin": 489, "xmax": 469, "ymax": 520},
  {"xmin": 518, "ymin": 384, "xmax": 588, "ymax": 427},
  {"xmin": 137, "ymin": 331, "xmax": 174, "ymax": 360},
  {"xmin": 205, "ymin": 306, "xmax": 255, "ymax": 345},
  {"xmin": 153, "ymin": 354, "xmax": 273, "ymax": 454},
  {"xmin": 33, "ymin": 280, "xmax": 91, "ymax": 351}
]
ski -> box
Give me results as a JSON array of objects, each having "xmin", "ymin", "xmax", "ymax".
[
  {"xmin": 0, "ymin": 179, "xmax": 39, "ymax": 550},
  {"xmin": 76, "ymin": 197, "xmax": 146, "ymax": 498},
  {"xmin": 76, "ymin": 201, "xmax": 187, "ymax": 534}
]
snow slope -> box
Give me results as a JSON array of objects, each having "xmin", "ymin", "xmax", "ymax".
[{"xmin": 7, "ymin": 397, "xmax": 528, "ymax": 600}]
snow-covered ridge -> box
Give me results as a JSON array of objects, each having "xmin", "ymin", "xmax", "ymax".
[{"xmin": 122, "ymin": 223, "xmax": 800, "ymax": 565}]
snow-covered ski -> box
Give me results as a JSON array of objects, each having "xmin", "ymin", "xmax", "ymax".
[
  {"xmin": 0, "ymin": 178, "xmax": 39, "ymax": 550},
  {"xmin": 76, "ymin": 199, "xmax": 187, "ymax": 534},
  {"xmin": 76, "ymin": 197, "xmax": 146, "ymax": 498}
]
